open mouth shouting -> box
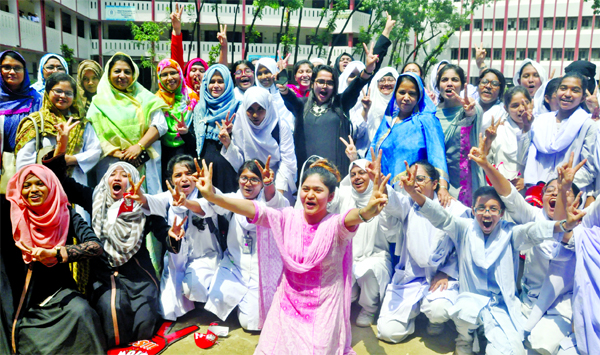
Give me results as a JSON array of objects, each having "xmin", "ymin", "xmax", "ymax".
[
  {"xmin": 239, "ymin": 76, "xmax": 252, "ymax": 88},
  {"xmin": 317, "ymin": 89, "xmax": 329, "ymax": 102},
  {"xmin": 481, "ymin": 219, "xmax": 494, "ymax": 232},
  {"xmin": 304, "ymin": 200, "xmax": 318, "ymax": 210}
]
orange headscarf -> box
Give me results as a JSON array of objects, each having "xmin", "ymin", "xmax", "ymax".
[{"xmin": 7, "ymin": 165, "xmax": 70, "ymax": 266}]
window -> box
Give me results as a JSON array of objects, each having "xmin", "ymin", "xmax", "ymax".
[
  {"xmin": 460, "ymin": 48, "xmax": 469, "ymax": 59},
  {"xmin": 62, "ymin": 12, "xmax": 71, "ymax": 33},
  {"xmin": 596, "ymin": 17, "xmax": 600, "ymax": 29},
  {"xmin": 507, "ymin": 19, "xmax": 516, "ymax": 30},
  {"xmin": 579, "ymin": 49, "xmax": 589, "ymax": 60},
  {"xmin": 592, "ymin": 48, "xmax": 600, "ymax": 60},
  {"xmin": 484, "ymin": 19, "xmax": 493, "ymax": 31},
  {"xmin": 474, "ymin": 19, "xmax": 482, "ymax": 30},
  {"xmin": 464, "ymin": 23, "xmax": 470, "ymax": 31},
  {"xmin": 90, "ymin": 23, "xmax": 98, "ymax": 40},
  {"xmin": 505, "ymin": 49, "xmax": 514, "ymax": 59},
  {"xmin": 527, "ymin": 49, "xmax": 536, "ymax": 60},
  {"xmin": 451, "ymin": 48, "xmax": 458, "ymax": 60},
  {"xmin": 555, "ymin": 18, "xmax": 564, "ymax": 30},
  {"xmin": 582, "ymin": 17, "xmax": 591, "ymax": 29},
  {"xmin": 493, "ymin": 48, "xmax": 502, "ymax": 60},
  {"xmin": 108, "ymin": 25, "xmax": 133, "ymax": 40},
  {"xmin": 519, "ymin": 18, "xmax": 528, "ymax": 30},
  {"xmin": 495, "ymin": 19, "xmax": 504, "ymax": 31},
  {"xmin": 517, "ymin": 49, "xmax": 526, "ymax": 60},
  {"xmin": 568, "ymin": 18, "xmax": 578, "ymax": 30},
  {"xmin": 77, "ymin": 18, "xmax": 84, "ymax": 38},
  {"xmin": 530, "ymin": 18, "xmax": 539, "ymax": 30},
  {"xmin": 541, "ymin": 49, "xmax": 550, "ymax": 60},
  {"xmin": 553, "ymin": 48, "xmax": 563, "ymax": 60},
  {"xmin": 564, "ymin": 49, "xmax": 574, "ymax": 61}
]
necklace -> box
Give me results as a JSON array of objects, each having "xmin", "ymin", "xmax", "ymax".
[{"xmin": 311, "ymin": 102, "xmax": 330, "ymax": 117}]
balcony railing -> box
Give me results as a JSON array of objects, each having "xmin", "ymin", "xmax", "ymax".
[
  {"xmin": 93, "ymin": 1, "xmax": 369, "ymax": 33},
  {"xmin": 91, "ymin": 39, "xmax": 354, "ymax": 63}
]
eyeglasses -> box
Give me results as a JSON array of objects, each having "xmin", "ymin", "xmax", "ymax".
[
  {"xmin": 415, "ymin": 175, "xmax": 432, "ymax": 183},
  {"xmin": 474, "ymin": 206, "xmax": 502, "ymax": 215},
  {"xmin": 235, "ymin": 68, "xmax": 254, "ymax": 76},
  {"xmin": 1, "ymin": 65, "xmax": 24, "ymax": 73},
  {"xmin": 240, "ymin": 176, "xmax": 261, "ymax": 184},
  {"xmin": 44, "ymin": 65, "xmax": 66, "ymax": 72},
  {"xmin": 378, "ymin": 78, "xmax": 396, "ymax": 84},
  {"xmin": 480, "ymin": 78, "xmax": 501, "ymax": 87},
  {"xmin": 315, "ymin": 79, "xmax": 335, "ymax": 87},
  {"xmin": 51, "ymin": 88, "xmax": 74, "ymax": 98}
]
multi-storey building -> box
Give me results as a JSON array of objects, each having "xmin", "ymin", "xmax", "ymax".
[
  {"xmin": 0, "ymin": 0, "xmax": 368, "ymax": 86},
  {"xmin": 438, "ymin": 0, "xmax": 600, "ymax": 83}
]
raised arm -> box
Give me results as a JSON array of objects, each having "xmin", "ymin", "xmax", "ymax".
[
  {"xmin": 195, "ymin": 158, "xmax": 256, "ymax": 219},
  {"xmin": 217, "ymin": 24, "xmax": 228, "ymax": 66},
  {"xmin": 344, "ymin": 149, "xmax": 390, "ymax": 228},
  {"xmin": 170, "ymin": 3, "xmax": 185, "ymax": 70}
]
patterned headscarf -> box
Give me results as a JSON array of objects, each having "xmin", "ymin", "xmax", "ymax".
[
  {"xmin": 77, "ymin": 59, "xmax": 103, "ymax": 114},
  {"xmin": 156, "ymin": 59, "xmax": 199, "ymax": 148},
  {"xmin": 92, "ymin": 162, "xmax": 146, "ymax": 268},
  {"xmin": 14, "ymin": 87, "xmax": 85, "ymax": 176}
]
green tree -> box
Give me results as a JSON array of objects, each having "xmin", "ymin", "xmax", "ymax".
[
  {"xmin": 245, "ymin": 0, "xmax": 280, "ymax": 59},
  {"xmin": 129, "ymin": 21, "xmax": 170, "ymax": 91},
  {"xmin": 60, "ymin": 44, "xmax": 75, "ymax": 73}
]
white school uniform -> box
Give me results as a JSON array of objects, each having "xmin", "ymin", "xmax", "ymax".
[
  {"xmin": 335, "ymin": 180, "xmax": 394, "ymax": 315},
  {"xmin": 524, "ymin": 108, "xmax": 596, "ymax": 192},
  {"xmin": 501, "ymin": 184, "xmax": 600, "ymax": 354},
  {"xmin": 144, "ymin": 189, "xmax": 222, "ymax": 321},
  {"xmin": 419, "ymin": 198, "xmax": 560, "ymax": 355},
  {"xmin": 486, "ymin": 115, "xmax": 532, "ymax": 181},
  {"xmin": 376, "ymin": 188, "xmax": 470, "ymax": 343},
  {"xmin": 204, "ymin": 190, "xmax": 289, "ymax": 330}
]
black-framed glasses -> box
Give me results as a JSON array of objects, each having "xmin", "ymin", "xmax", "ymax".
[
  {"xmin": 51, "ymin": 88, "xmax": 74, "ymax": 98},
  {"xmin": 480, "ymin": 78, "xmax": 501, "ymax": 87},
  {"xmin": 1, "ymin": 65, "xmax": 24, "ymax": 73},
  {"xmin": 240, "ymin": 176, "xmax": 261, "ymax": 184},
  {"xmin": 315, "ymin": 79, "xmax": 335, "ymax": 87},
  {"xmin": 474, "ymin": 206, "xmax": 502, "ymax": 215}
]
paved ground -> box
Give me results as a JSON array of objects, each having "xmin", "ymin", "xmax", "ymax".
[{"xmin": 163, "ymin": 303, "xmax": 457, "ymax": 354}]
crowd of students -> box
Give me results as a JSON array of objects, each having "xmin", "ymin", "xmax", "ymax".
[{"xmin": 1, "ymin": 6, "xmax": 600, "ymax": 355}]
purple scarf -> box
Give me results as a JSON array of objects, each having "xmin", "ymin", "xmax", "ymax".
[{"xmin": 0, "ymin": 50, "xmax": 42, "ymax": 150}]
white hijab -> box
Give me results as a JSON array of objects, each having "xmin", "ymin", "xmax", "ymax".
[
  {"xmin": 338, "ymin": 61, "xmax": 365, "ymax": 94},
  {"xmin": 348, "ymin": 159, "xmax": 373, "ymax": 208},
  {"xmin": 367, "ymin": 68, "xmax": 400, "ymax": 141},
  {"xmin": 233, "ymin": 86, "xmax": 281, "ymax": 169},
  {"xmin": 514, "ymin": 59, "xmax": 548, "ymax": 117},
  {"xmin": 255, "ymin": 57, "xmax": 295, "ymax": 131}
]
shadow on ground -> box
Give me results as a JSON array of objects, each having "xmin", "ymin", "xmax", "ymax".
[{"xmin": 164, "ymin": 302, "xmax": 457, "ymax": 354}]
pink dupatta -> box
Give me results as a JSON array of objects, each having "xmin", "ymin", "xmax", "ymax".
[{"xmin": 253, "ymin": 202, "xmax": 356, "ymax": 353}]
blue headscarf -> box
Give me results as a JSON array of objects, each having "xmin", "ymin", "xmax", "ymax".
[
  {"xmin": 369, "ymin": 72, "xmax": 449, "ymax": 187},
  {"xmin": 31, "ymin": 53, "xmax": 69, "ymax": 95},
  {"xmin": 192, "ymin": 64, "xmax": 240, "ymax": 156},
  {"xmin": 0, "ymin": 51, "xmax": 42, "ymax": 151}
]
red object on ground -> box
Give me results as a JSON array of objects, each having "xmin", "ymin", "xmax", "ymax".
[
  {"xmin": 194, "ymin": 329, "xmax": 218, "ymax": 349},
  {"xmin": 107, "ymin": 321, "xmax": 199, "ymax": 355}
]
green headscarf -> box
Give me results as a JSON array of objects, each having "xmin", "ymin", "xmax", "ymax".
[{"xmin": 87, "ymin": 52, "xmax": 167, "ymax": 159}]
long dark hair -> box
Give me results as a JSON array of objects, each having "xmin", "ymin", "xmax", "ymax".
[
  {"xmin": 436, "ymin": 64, "xmax": 466, "ymax": 103},
  {"xmin": 303, "ymin": 65, "xmax": 344, "ymax": 119},
  {"xmin": 301, "ymin": 158, "xmax": 341, "ymax": 193}
]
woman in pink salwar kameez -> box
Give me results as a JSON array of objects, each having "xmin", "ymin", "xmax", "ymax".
[{"xmin": 194, "ymin": 151, "xmax": 389, "ymax": 355}]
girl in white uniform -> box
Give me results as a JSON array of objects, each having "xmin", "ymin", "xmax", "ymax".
[
  {"xmin": 204, "ymin": 158, "xmax": 289, "ymax": 330},
  {"xmin": 137, "ymin": 155, "xmax": 222, "ymax": 321}
]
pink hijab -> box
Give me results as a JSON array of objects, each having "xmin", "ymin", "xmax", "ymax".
[
  {"xmin": 7, "ymin": 165, "xmax": 70, "ymax": 265},
  {"xmin": 184, "ymin": 58, "xmax": 208, "ymax": 93}
]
